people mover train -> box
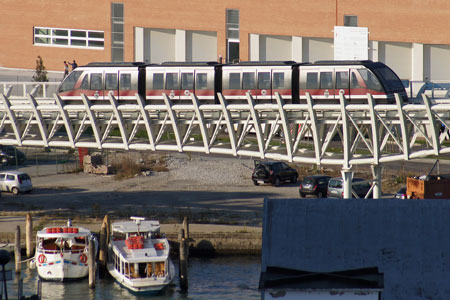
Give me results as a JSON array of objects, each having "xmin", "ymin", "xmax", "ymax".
[{"xmin": 58, "ymin": 60, "xmax": 407, "ymax": 104}]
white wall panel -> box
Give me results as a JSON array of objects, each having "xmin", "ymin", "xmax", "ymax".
[
  {"xmin": 149, "ymin": 28, "xmax": 175, "ymax": 63},
  {"xmin": 378, "ymin": 42, "xmax": 412, "ymax": 80},
  {"xmin": 424, "ymin": 45, "xmax": 450, "ymax": 81},
  {"xmin": 259, "ymin": 35, "xmax": 292, "ymax": 61},
  {"xmin": 186, "ymin": 31, "xmax": 217, "ymax": 62},
  {"xmin": 302, "ymin": 38, "xmax": 333, "ymax": 62}
]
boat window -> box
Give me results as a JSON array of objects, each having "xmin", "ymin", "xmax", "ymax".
[
  {"xmin": 181, "ymin": 72, "xmax": 194, "ymax": 90},
  {"xmin": 273, "ymin": 72, "xmax": 285, "ymax": 89},
  {"xmin": 320, "ymin": 72, "xmax": 333, "ymax": 89},
  {"xmin": 228, "ymin": 73, "xmax": 241, "ymax": 89},
  {"xmin": 305, "ymin": 72, "xmax": 319, "ymax": 89},
  {"xmin": 166, "ymin": 73, "xmax": 179, "ymax": 90},
  {"xmin": 243, "ymin": 72, "xmax": 255, "ymax": 90},
  {"xmin": 358, "ymin": 69, "xmax": 383, "ymax": 92},
  {"xmin": 258, "ymin": 72, "xmax": 271, "ymax": 90},
  {"xmin": 119, "ymin": 73, "xmax": 132, "ymax": 90},
  {"xmin": 58, "ymin": 70, "xmax": 83, "ymax": 92},
  {"xmin": 336, "ymin": 71, "xmax": 349, "ymax": 89},
  {"xmin": 90, "ymin": 73, "xmax": 103, "ymax": 90},
  {"xmin": 195, "ymin": 73, "xmax": 208, "ymax": 90},
  {"xmin": 105, "ymin": 73, "xmax": 118, "ymax": 90}
]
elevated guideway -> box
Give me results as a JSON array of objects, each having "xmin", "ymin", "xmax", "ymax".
[{"xmin": 1, "ymin": 81, "xmax": 449, "ymax": 198}]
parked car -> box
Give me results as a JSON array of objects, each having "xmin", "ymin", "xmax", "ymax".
[
  {"xmin": 395, "ymin": 186, "xmax": 407, "ymax": 199},
  {"xmin": 0, "ymin": 146, "xmax": 26, "ymax": 166},
  {"xmin": 299, "ymin": 175, "xmax": 331, "ymax": 198},
  {"xmin": 0, "ymin": 171, "xmax": 32, "ymax": 195},
  {"xmin": 327, "ymin": 177, "xmax": 372, "ymax": 198},
  {"xmin": 252, "ymin": 161, "xmax": 298, "ymax": 187}
]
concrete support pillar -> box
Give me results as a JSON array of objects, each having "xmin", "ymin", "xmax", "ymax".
[
  {"xmin": 134, "ymin": 27, "xmax": 144, "ymax": 62},
  {"xmin": 341, "ymin": 169, "xmax": 354, "ymax": 199},
  {"xmin": 412, "ymin": 43, "xmax": 424, "ymax": 81},
  {"xmin": 292, "ymin": 36, "xmax": 303, "ymax": 62},
  {"xmin": 371, "ymin": 164, "xmax": 383, "ymax": 199},
  {"xmin": 175, "ymin": 29, "xmax": 186, "ymax": 62},
  {"xmin": 249, "ymin": 34, "xmax": 259, "ymax": 61}
]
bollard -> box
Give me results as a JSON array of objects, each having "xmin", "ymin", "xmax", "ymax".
[
  {"xmin": 179, "ymin": 228, "xmax": 188, "ymax": 291},
  {"xmin": 26, "ymin": 213, "xmax": 33, "ymax": 258},
  {"xmin": 15, "ymin": 225, "xmax": 21, "ymax": 273},
  {"xmin": 182, "ymin": 216, "xmax": 189, "ymax": 260},
  {"xmin": 88, "ymin": 238, "xmax": 95, "ymax": 288}
]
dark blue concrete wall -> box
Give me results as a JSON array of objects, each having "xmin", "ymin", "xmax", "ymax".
[{"xmin": 262, "ymin": 198, "xmax": 450, "ymax": 299}]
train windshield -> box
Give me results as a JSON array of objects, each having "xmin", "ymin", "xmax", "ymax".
[
  {"xmin": 371, "ymin": 66, "xmax": 405, "ymax": 93},
  {"xmin": 58, "ymin": 71, "xmax": 83, "ymax": 93},
  {"xmin": 357, "ymin": 69, "xmax": 383, "ymax": 92}
]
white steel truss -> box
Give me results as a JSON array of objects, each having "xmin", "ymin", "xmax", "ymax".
[{"xmin": 0, "ymin": 91, "xmax": 449, "ymax": 168}]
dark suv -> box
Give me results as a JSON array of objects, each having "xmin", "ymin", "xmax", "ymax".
[
  {"xmin": 299, "ymin": 175, "xmax": 331, "ymax": 198},
  {"xmin": 0, "ymin": 146, "xmax": 26, "ymax": 166},
  {"xmin": 252, "ymin": 161, "xmax": 298, "ymax": 187}
]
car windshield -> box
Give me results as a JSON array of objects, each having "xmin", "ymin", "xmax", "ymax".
[{"xmin": 302, "ymin": 177, "xmax": 315, "ymax": 184}]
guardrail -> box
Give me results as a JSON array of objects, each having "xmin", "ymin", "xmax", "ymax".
[{"xmin": 0, "ymin": 82, "xmax": 60, "ymax": 99}]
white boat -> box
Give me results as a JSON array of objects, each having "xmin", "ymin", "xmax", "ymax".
[
  {"xmin": 107, "ymin": 217, "xmax": 175, "ymax": 294},
  {"xmin": 32, "ymin": 220, "xmax": 98, "ymax": 281}
]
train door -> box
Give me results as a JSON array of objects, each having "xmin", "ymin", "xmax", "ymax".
[
  {"xmin": 242, "ymin": 69, "xmax": 257, "ymax": 100},
  {"xmin": 271, "ymin": 68, "xmax": 292, "ymax": 102},
  {"xmin": 145, "ymin": 67, "xmax": 165, "ymax": 102},
  {"xmin": 194, "ymin": 69, "xmax": 215, "ymax": 103},
  {"xmin": 180, "ymin": 68, "xmax": 194, "ymax": 101},
  {"xmin": 165, "ymin": 69, "xmax": 180, "ymax": 101},
  {"xmin": 299, "ymin": 67, "xmax": 319, "ymax": 102},
  {"xmin": 104, "ymin": 71, "xmax": 119, "ymax": 100},
  {"xmin": 86, "ymin": 70, "xmax": 105, "ymax": 101},
  {"xmin": 335, "ymin": 68, "xmax": 350, "ymax": 100},
  {"xmin": 256, "ymin": 69, "xmax": 271, "ymax": 102},
  {"xmin": 221, "ymin": 68, "xmax": 242, "ymax": 101},
  {"xmin": 318, "ymin": 68, "xmax": 336, "ymax": 102},
  {"xmin": 118, "ymin": 70, "xmax": 139, "ymax": 101}
]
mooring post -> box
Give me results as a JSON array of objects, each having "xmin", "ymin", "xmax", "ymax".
[
  {"xmin": 99, "ymin": 224, "xmax": 107, "ymax": 270},
  {"xmin": 103, "ymin": 214, "xmax": 111, "ymax": 246},
  {"xmin": 88, "ymin": 238, "xmax": 95, "ymax": 288},
  {"xmin": 15, "ymin": 225, "xmax": 21, "ymax": 273},
  {"xmin": 179, "ymin": 228, "xmax": 188, "ymax": 291},
  {"xmin": 182, "ymin": 216, "xmax": 189, "ymax": 260},
  {"xmin": 26, "ymin": 213, "xmax": 33, "ymax": 258}
]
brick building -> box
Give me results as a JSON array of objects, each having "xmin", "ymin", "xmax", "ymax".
[{"xmin": 2, "ymin": 0, "xmax": 450, "ymax": 82}]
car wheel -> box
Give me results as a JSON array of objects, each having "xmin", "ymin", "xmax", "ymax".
[
  {"xmin": 317, "ymin": 191, "xmax": 323, "ymax": 198},
  {"xmin": 273, "ymin": 177, "xmax": 281, "ymax": 187},
  {"xmin": 253, "ymin": 180, "xmax": 259, "ymax": 186},
  {"xmin": 12, "ymin": 187, "xmax": 19, "ymax": 195}
]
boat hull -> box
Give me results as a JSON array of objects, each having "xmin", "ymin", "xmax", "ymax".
[{"xmin": 36, "ymin": 253, "xmax": 89, "ymax": 281}]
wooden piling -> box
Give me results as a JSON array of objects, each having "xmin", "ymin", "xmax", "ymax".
[
  {"xmin": 99, "ymin": 225, "xmax": 107, "ymax": 269},
  {"xmin": 88, "ymin": 238, "xmax": 95, "ymax": 288},
  {"xmin": 182, "ymin": 216, "xmax": 189, "ymax": 259},
  {"xmin": 179, "ymin": 228, "xmax": 188, "ymax": 291},
  {"xmin": 15, "ymin": 225, "xmax": 21, "ymax": 273},
  {"xmin": 26, "ymin": 213, "xmax": 33, "ymax": 258}
]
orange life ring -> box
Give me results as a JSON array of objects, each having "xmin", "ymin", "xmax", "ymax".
[
  {"xmin": 38, "ymin": 254, "xmax": 46, "ymax": 264},
  {"xmin": 79, "ymin": 254, "xmax": 88, "ymax": 264}
]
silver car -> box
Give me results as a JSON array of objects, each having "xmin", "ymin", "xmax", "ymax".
[{"xmin": 0, "ymin": 171, "xmax": 32, "ymax": 195}]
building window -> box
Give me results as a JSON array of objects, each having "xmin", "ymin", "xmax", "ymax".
[
  {"xmin": 111, "ymin": 2, "xmax": 124, "ymax": 62},
  {"xmin": 34, "ymin": 27, "xmax": 104, "ymax": 49},
  {"xmin": 344, "ymin": 15, "xmax": 358, "ymax": 27},
  {"xmin": 226, "ymin": 9, "xmax": 239, "ymax": 63}
]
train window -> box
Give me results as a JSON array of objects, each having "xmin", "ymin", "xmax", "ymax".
[
  {"xmin": 181, "ymin": 73, "xmax": 194, "ymax": 90},
  {"xmin": 105, "ymin": 73, "xmax": 118, "ymax": 90},
  {"xmin": 320, "ymin": 72, "xmax": 333, "ymax": 89},
  {"xmin": 305, "ymin": 72, "xmax": 318, "ymax": 89},
  {"xmin": 119, "ymin": 74, "xmax": 131, "ymax": 90},
  {"xmin": 80, "ymin": 75, "xmax": 89, "ymax": 90},
  {"xmin": 243, "ymin": 72, "xmax": 255, "ymax": 90},
  {"xmin": 273, "ymin": 72, "xmax": 285, "ymax": 89},
  {"xmin": 58, "ymin": 70, "xmax": 82, "ymax": 92},
  {"xmin": 350, "ymin": 71, "xmax": 363, "ymax": 89},
  {"xmin": 166, "ymin": 73, "xmax": 179, "ymax": 90},
  {"xmin": 336, "ymin": 71, "xmax": 349, "ymax": 89},
  {"xmin": 258, "ymin": 72, "xmax": 271, "ymax": 90},
  {"xmin": 196, "ymin": 73, "xmax": 208, "ymax": 90},
  {"xmin": 228, "ymin": 73, "xmax": 241, "ymax": 89},
  {"xmin": 151, "ymin": 73, "xmax": 164, "ymax": 90},
  {"xmin": 358, "ymin": 69, "xmax": 382, "ymax": 91},
  {"xmin": 90, "ymin": 73, "xmax": 103, "ymax": 90}
]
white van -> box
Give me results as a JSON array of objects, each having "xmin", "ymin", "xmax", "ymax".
[{"xmin": 0, "ymin": 171, "xmax": 32, "ymax": 195}]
